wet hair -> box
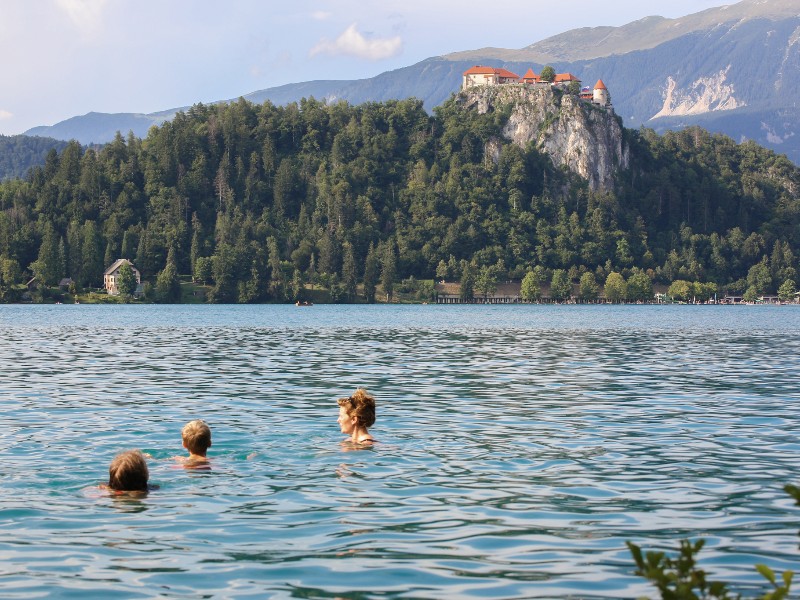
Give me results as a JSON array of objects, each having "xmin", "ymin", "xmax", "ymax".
[
  {"xmin": 182, "ymin": 420, "xmax": 211, "ymax": 455},
  {"xmin": 108, "ymin": 450, "xmax": 149, "ymax": 492},
  {"xmin": 337, "ymin": 388, "xmax": 376, "ymax": 428}
]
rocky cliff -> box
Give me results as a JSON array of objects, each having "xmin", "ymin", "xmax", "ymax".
[
  {"xmin": 651, "ymin": 66, "xmax": 745, "ymax": 119},
  {"xmin": 458, "ymin": 85, "xmax": 629, "ymax": 191}
]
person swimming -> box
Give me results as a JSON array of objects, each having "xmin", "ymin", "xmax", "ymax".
[
  {"xmin": 337, "ymin": 388, "xmax": 376, "ymax": 445},
  {"xmin": 104, "ymin": 449, "xmax": 152, "ymax": 494},
  {"xmin": 176, "ymin": 419, "xmax": 212, "ymax": 469}
]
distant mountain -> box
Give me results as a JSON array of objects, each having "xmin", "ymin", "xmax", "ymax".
[
  {"xmin": 23, "ymin": 0, "xmax": 800, "ymax": 163},
  {"xmin": 24, "ymin": 111, "xmax": 173, "ymax": 147},
  {"xmin": 0, "ymin": 135, "xmax": 69, "ymax": 180},
  {"xmin": 447, "ymin": 0, "xmax": 800, "ymax": 63}
]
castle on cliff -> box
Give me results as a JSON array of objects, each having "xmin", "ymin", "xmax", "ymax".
[{"xmin": 462, "ymin": 66, "xmax": 611, "ymax": 109}]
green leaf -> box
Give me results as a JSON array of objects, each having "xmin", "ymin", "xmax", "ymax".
[
  {"xmin": 757, "ymin": 564, "xmax": 776, "ymax": 585},
  {"xmin": 627, "ymin": 542, "xmax": 644, "ymax": 567},
  {"xmin": 782, "ymin": 569, "xmax": 793, "ymax": 587}
]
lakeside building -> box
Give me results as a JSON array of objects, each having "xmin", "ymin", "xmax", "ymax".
[
  {"xmin": 435, "ymin": 281, "xmax": 523, "ymax": 304},
  {"xmin": 435, "ymin": 281, "xmax": 678, "ymax": 304},
  {"xmin": 103, "ymin": 259, "xmax": 141, "ymax": 295}
]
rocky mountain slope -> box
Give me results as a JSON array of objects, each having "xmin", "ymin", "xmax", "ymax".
[
  {"xmin": 448, "ymin": 0, "xmax": 800, "ymax": 63},
  {"xmin": 22, "ymin": 0, "xmax": 800, "ymax": 163}
]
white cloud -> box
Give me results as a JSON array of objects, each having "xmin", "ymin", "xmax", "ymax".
[
  {"xmin": 310, "ymin": 23, "xmax": 402, "ymax": 60},
  {"xmin": 54, "ymin": 0, "xmax": 107, "ymax": 34},
  {"xmin": 0, "ymin": 110, "xmax": 12, "ymax": 120},
  {"xmin": 311, "ymin": 11, "xmax": 332, "ymax": 21}
]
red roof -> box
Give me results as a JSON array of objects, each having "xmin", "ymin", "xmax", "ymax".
[
  {"xmin": 594, "ymin": 79, "xmax": 607, "ymax": 90},
  {"xmin": 463, "ymin": 65, "xmax": 497, "ymax": 75},
  {"xmin": 462, "ymin": 65, "xmax": 520, "ymax": 79},
  {"xmin": 553, "ymin": 73, "xmax": 580, "ymax": 83},
  {"xmin": 496, "ymin": 68, "xmax": 520, "ymax": 79},
  {"xmin": 521, "ymin": 68, "xmax": 539, "ymax": 81}
]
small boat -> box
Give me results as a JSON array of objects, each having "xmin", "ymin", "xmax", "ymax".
[{"xmin": 295, "ymin": 300, "xmax": 313, "ymax": 307}]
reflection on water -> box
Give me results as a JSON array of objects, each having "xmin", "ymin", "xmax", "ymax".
[{"xmin": 0, "ymin": 305, "xmax": 798, "ymax": 598}]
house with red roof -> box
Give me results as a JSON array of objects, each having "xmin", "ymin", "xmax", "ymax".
[
  {"xmin": 462, "ymin": 66, "xmax": 521, "ymax": 89},
  {"xmin": 553, "ymin": 73, "xmax": 581, "ymax": 86}
]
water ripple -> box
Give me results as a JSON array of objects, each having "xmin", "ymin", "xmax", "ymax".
[{"xmin": 0, "ymin": 305, "xmax": 798, "ymax": 598}]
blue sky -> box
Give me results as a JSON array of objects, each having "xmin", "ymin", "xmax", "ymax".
[{"xmin": 0, "ymin": 0, "xmax": 732, "ymax": 135}]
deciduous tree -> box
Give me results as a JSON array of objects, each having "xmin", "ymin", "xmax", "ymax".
[
  {"xmin": 117, "ymin": 262, "xmax": 137, "ymax": 299},
  {"xmin": 627, "ymin": 270, "xmax": 653, "ymax": 303},
  {"xmin": 540, "ymin": 66, "xmax": 556, "ymax": 83},
  {"xmin": 604, "ymin": 272, "xmax": 627, "ymax": 303},
  {"xmin": 578, "ymin": 272, "xmax": 598, "ymax": 302},
  {"xmin": 550, "ymin": 269, "xmax": 572, "ymax": 302},
  {"xmin": 521, "ymin": 270, "xmax": 541, "ymax": 302},
  {"xmin": 778, "ymin": 279, "xmax": 796, "ymax": 302}
]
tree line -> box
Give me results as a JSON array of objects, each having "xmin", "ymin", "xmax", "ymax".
[
  {"xmin": 0, "ymin": 93, "xmax": 798, "ymax": 303},
  {"xmin": 0, "ymin": 134, "xmax": 68, "ymax": 182}
]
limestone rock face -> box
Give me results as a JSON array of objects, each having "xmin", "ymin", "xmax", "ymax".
[
  {"xmin": 459, "ymin": 85, "xmax": 629, "ymax": 191},
  {"xmin": 652, "ymin": 66, "xmax": 744, "ymax": 119}
]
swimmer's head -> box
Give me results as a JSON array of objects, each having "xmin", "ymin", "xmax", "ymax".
[
  {"xmin": 337, "ymin": 388, "xmax": 376, "ymax": 428},
  {"xmin": 108, "ymin": 449, "xmax": 149, "ymax": 492},
  {"xmin": 182, "ymin": 420, "xmax": 212, "ymax": 456}
]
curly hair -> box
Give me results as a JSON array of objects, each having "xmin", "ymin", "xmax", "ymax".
[
  {"xmin": 108, "ymin": 449, "xmax": 149, "ymax": 491},
  {"xmin": 337, "ymin": 388, "xmax": 376, "ymax": 428},
  {"xmin": 182, "ymin": 419, "xmax": 212, "ymax": 454}
]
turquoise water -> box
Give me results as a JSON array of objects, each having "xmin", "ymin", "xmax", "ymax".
[{"xmin": 1, "ymin": 304, "xmax": 798, "ymax": 599}]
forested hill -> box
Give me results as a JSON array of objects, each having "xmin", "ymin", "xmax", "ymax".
[
  {"xmin": 0, "ymin": 94, "xmax": 798, "ymax": 303},
  {"xmin": 0, "ymin": 135, "xmax": 69, "ymax": 181}
]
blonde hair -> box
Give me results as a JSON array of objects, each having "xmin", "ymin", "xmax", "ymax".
[
  {"xmin": 337, "ymin": 388, "xmax": 376, "ymax": 428},
  {"xmin": 108, "ymin": 450, "xmax": 149, "ymax": 491},
  {"xmin": 182, "ymin": 420, "xmax": 211, "ymax": 455}
]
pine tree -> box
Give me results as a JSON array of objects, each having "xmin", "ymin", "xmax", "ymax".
[
  {"xmin": 363, "ymin": 243, "xmax": 378, "ymax": 303},
  {"xmin": 308, "ymin": 253, "xmax": 317, "ymax": 291},
  {"xmin": 291, "ymin": 268, "xmax": 305, "ymax": 302},
  {"xmin": 81, "ymin": 221, "xmax": 104, "ymax": 288},
  {"xmin": 66, "ymin": 221, "xmax": 83, "ymax": 284},
  {"xmin": 342, "ymin": 241, "xmax": 357, "ymax": 301},
  {"xmin": 155, "ymin": 260, "xmax": 181, "ymax": 303},
  {"xmin": 381, "ymin": 239, "xmax": 396, "ymax": 302},
  {"xmin": 267, "ymin": 237, "xmax": 285, "ymax": 301},
  {"xmin": 121, "ymin": 230, "xmax": 136, "ymax": 261},
  {"xmin": 31, "ymin": 224, "xmax": 63, "ymax": 286},
  {"xmin": 190, "ymin": 213, "xmax": 203, "ymax": 276}
]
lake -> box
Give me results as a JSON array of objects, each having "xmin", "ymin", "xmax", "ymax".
[{"xmin": 0, "ymin": 304, "xmax": 798, "ymax": 599}]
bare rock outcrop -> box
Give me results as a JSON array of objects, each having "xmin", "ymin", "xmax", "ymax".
[{"xmin": 459, "ymin": 85, "xmax": 629, "ymax": 191}]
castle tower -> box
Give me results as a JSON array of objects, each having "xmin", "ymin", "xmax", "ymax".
[{"xmin": 593, "ymin": 79, "xmax": 610, "ymax": 107}]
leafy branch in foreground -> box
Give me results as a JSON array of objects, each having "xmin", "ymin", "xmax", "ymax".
[{"xmin": 628, "ymin": 484, "xmax": 799, "ymax": 600}]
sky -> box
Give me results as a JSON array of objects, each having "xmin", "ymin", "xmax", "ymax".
[{"xmin": 0, "ymin": 0, "xmax": 734, "ymax": 136}]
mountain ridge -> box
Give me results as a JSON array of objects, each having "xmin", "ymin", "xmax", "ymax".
[
  {"xmin": 21, "ymin": 0, "xmax": 800, "ymax": 163},
  {"xmin": 447, "ymin": 0, "xmax": 800, "ymax": 63}
]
